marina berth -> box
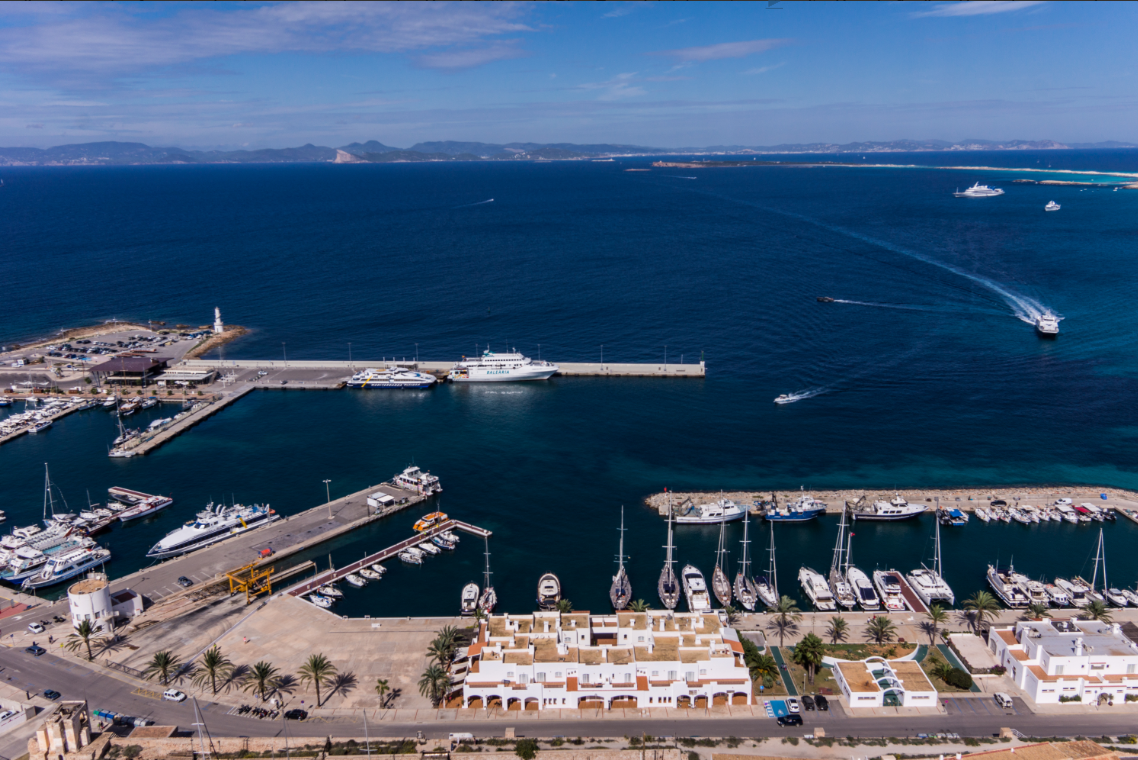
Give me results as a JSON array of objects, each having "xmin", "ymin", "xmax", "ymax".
[{"xmin": 447, "ymin": 348, "xmax": 559, "ymax": 382}]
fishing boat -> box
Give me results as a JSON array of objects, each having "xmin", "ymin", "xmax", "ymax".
[
  {"xmin": 344, "ymin": 573, "xmax": 367, "ymax": 587},
  {"xmin": 319, "ymin": 584, "xmax": 343, "ymax": 598},
  {"xmin": 22, "ymin": 546, "xmax": 111, "ymax": 589},
  {"xmin": 873, "ymin": 570, "xmax": 909, "ymax": 612},
  {"xmin": 413, "ymin": 511, "xmax": 448, "ymax": 531},
  {"xmin": 610, "ymin": 507, "xmax": 632, "ymax": 610},
  {"xmin": 658, "ymin": 498, "xmax": 681, "ymax": 610},
  {"xmin": 1043, "ymin": 583, "xmax": 1069, "ymax": 607},
  {"xmin": 359, "ymin": 567, "xmax": 383, "ymax": 581},
  {"xmin": 987, "ymin": 564, "xmax": 1028, "ymax": 608},
  {"xmin": 682, "ymin": 564, "xmax": 711, "ymax": 613},
  {"xmin": 461, "ymin": 582, "xmax": 480, "ymax": 615},
  {"xmin": 763, "ymin": 491, "xmax": 826, "ymax": 522},
  {"xmin": 146, "ymin": 502, "xmax": 277, "ymax": 558},
  {"xmin": 537, "ymin": 572, "xmax": 561, "ymax": 610},
  {"xmin": 478, "ymin": 535, "xmax": 497, "ymax": 613},
  {"xmin": 906, "ymin": 515, "xmax": 955, "ymax": 606},
  {"xmin": 798, "ymin": 567, "xmax": 837, "ymax": 611},
  {"xmin": 849, "ymin": 494, "xmax": 926, "ymax": 521},
  {"xmin": 674, "ymin": 498, "xmax": 745, "ymax": 524},
  {"xmin": 828, "ymin": 506, "xmax": 857, "ymax": 610},
  {"xmin": 309, "ymin": 594, "xmax": 334, "ymax": 609},
  {"xmin": 711, "ymin": 519, "xmax": 732, "ymax": 607},
  {"xmin": 756, "ymin": 521, "xmax": 779, "ymax": 609},
  {"xmin": 733, "ymin": 511, "xmax": 758, "ymax": 611}
]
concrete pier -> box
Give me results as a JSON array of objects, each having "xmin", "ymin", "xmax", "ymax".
[
  {"xmin": 110, "ymin": 385, "xmax": 253, "ymax": 456},
  {"xmin": 180, "ymin": 358, "xmax": 706, "ymax": 378}
]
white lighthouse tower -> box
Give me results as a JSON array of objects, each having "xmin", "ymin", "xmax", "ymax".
[{"xmin": 213, "ymin": 307, "xmax": 224, "ymax": 335}]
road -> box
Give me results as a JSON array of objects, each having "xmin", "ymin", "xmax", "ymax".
[{"xmin": 3, "ymin": 648, "xmax": 1137, "ymax": 756}]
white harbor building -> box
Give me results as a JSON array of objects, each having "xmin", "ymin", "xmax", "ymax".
[
  {"xmin": 989, "ymin": 619, "xmax": 1138, "ymax": 705},
  {"xmin": 459, "ymin": 610, "xmax": 752, "ymax": 710},
  {"xmin": 833, "ymin": 657, "xmax": 938, "ymax": 709}
]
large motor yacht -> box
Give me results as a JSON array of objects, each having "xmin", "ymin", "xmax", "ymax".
[
  {"xmin": 1044, "ymin": 201, "xmax": 1060, "ymax": 212},
  {"xmin": 798, "ymin": 566, "xmax": 837, "ymax": 611},
  {"xmin": 682, "ymin": 564, "xmax": 711, "ymax": 613},
  {"xmin": 986, "ymin": 564, "xmax": 1028, "ymax": 608},
  {"xmin": 1035, "ymin": 312, "xmax": 1060, "ymax": 337},
  {"xmin": 448, "ymin": 349, "xmax": 559, "ymax": 382},
  {"xmin": 22, "ymin": 546, "xmax": 111, "ymax": 589},
  {"xmin": 147, "ymin": 502, "xmax": 278, "ymax": 559},
  {"xmin": 347, "ymin": 368, "xmax": 437, "ymax": 389},
  {"xmin": 537, "ymin": 573, "xmax": 561, "ymax": 610},
  {"xmin": 954, "ymin": 183, "xmax": 1005, "ymax": 198}
]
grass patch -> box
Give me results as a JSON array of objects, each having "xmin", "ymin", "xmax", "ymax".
[
  {"xmin": 782, "ymin": 648, "xmax": 838, "ymax": 696},
  {"xmin": 919, "ymin": 651, "xmax": 972, "ymax": 693}
]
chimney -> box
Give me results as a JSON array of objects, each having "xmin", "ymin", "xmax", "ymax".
[{"xmin": 1075, "ymin": 638, "xmax": 1083, "ymax": 656}]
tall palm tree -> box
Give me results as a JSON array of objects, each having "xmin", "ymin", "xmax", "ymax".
[
  {"xmin": 792, "ymin": 633, "xmax": 826, "ymax": 685},
  {"xmin": 628, "ymin": 599, "xmax": 650, "ymax": 613},
  {"xmin": 962, "ymin": 591, "xmax": 1001, "ymax": 634},
  {"xmin": 923, "ymin": 604, "xmax": 948, "ymax": 646},
  {"xmin": 723, "ymin": 605, "xmax": 740, "ymax": 625},
  {"xmin": 142, "ymin": 650, "xmax": 182, "ymax": 686},
  {"xmin": 556, "ymin": 599, "xmax": 574, "ymax": 613},
  {"xmin": 63, "ymin": 620, "xmax": 104, "ymax": 661},
  {"xmin": 375, "ymin": 678, "xmax": 391, "ymax": 708},
  {"xmin": 748, "ymin": 654, "xmax": 779, "ymax": 687},
  {"xmin": 191, "ymin": 646, "xmax": 234, "ymax": 695},
  {"xmin": 768, "ymin": 595, "xmax": 802, "ymax": 648},
  {"xmin": 826, "ymin": 616, "xmax": 849, "ymax": 645},
  {"xmin": 1085, "ymin": 600, "xmax": 1113, "ymax": 623},
  {"xmin": 418, "ymin": 664, "xmax": 451, "ymax": 707},
  {"xmin": 242, "ymin": 661, "xmax": 281, "ymax": 702},
  {"xmin": 1024, "ymin": 603, "xmax": 1051, "ymax": 621},
  {"xmin": 426, "ymin": 640, "xmax": 452, "ymax": 666},
  {"xmin": 864, "ymin": 616, "xmax": 897, "ymax": 645},
  {"xmin": 435, "ymin": 625, "xmax": 459, "ymax": 654},
  {"xmin": 297, "ymin": 653, "xmax": 338, "ymax": 707}
]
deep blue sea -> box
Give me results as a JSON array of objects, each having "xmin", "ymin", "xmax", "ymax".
[{"xmin": 2, "ymin": 150, "xmax": 1137, "ymax": 613}]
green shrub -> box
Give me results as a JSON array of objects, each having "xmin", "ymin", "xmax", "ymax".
[
  {"xmin": 1058, "ymin": 695, "xmax": 1082, "ymax": 703},
  {"xmin": 944, "ymin": 667, "xmax": 973, "ymax": 690},
  {"xmin": 514, "ymin": 739, "xmax": 537, "ymax": 760}
]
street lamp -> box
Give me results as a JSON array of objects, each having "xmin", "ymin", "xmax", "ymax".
[{"xmin": 323, "ymin": 479, "xmax": 332, "ymax": 519}]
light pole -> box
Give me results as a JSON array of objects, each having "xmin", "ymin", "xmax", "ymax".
[
  {"xmin": 600, "ymin": 344, "xmax": 604, "ymax": 367},
  {"xmin": 664, "ymin": 345, "xmax": 667, "ymax": 373},
  {"xmin": 282, "ymin": 342, "xmax": 287, "ymax": 366},
  {"xmin": 415, "ymin": 343, "xmax": 418, "ymax": 363},
  {"xmin": 323, "ymin": 479, "xmax": 332, "ymax": 519}
]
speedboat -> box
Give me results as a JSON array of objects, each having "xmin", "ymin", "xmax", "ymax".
[
  {"xmin": 359, "ymin": 567, "xmax": 383, "ymax": 580},
  {"xmin": 309, "ymin": 594, "xmax": 334, "ymax": 609},
  {"xmin": 974, "ymin": 507, "xmax": 991, "ymax": 523},
  {"xmin": 448, "ymin": 348, "xmax": 558, "ymax": 382},
  {"xmin": 1035, "ymin": 312, "xmax": 1060, "ymax": 337},
  {"xmin": 431, "ymin": 535, "xmax": 456, "ymax": 551},
  {"xmin": 681, "ymin": 564, "xmax": 711, "ymax": 613},
  {"xmin": 344, "ymin": 573, "xmax": 367, "ymax": 587},
  {"xmin": 117, "ymin": 495, "xmax": 175, "ymax": 522},
  {"xmin": 798, "ymin": 566, "xmax": 837, "ymax": 611},
  {"xmin": 537, "ymin": 572, "xmax": 561, "ymax": 610},
  {"xmin": 1045, "ymin": 201, "xmax": 1060, "ymax": 211},
  {"xmin": 461, "ymin": 582, "xmax": 480, "ymax": 615},
  {"xmin": 369, "ymin": 563, "xmax": 387, "ymax": 575},
  {"xmin": 954, "ymin": 182, "xmax": 1005, "ymax": 198},
  {"xmin": 1105, "ymin": 587, "xmax": 1129, "ymax": 607},
  {"xmin": 774, "ymin": 394, "xmax": 793, "ymax": 404},
  {"xmin": 816, "ymin": 297, "xmax": 835, "ymax": 303},
  {"xmin": 318, "ymin": 584, "xmax": 343, "ymax": 598},
  {"xmin": 438, "ymin": 531, "xmax": 460, "ymax": 543}
]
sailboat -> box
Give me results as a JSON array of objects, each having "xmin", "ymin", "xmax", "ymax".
[
  {"xmin": 1088, "ymin": 528, "xmax": 1129, "ymax": 607},
  {"xmin": 906, "ymin": 510, "xmax": 955, "ymax": 606},
  {"xmin": 657, "ymin": 496, "xmax": 681, "ymax": 609},
  {"xmin": 756, "ymin": 521, "xmax": 779, "ymax": 609},
  {"xmin": 478, "ymin": 535, "xmax": 497, "ymax": 613},
  {"xmin": 828, "ymin": 506, "xmax": 857, "ymax": 610},
  {"xmin": 733, "ymin": 510, "xmax": 758, "ymax": 610},
  {"xmin": 610, "ymin": 507, "xmax": 632, "ymax": 610},
  {"xmin": 711, "ymin": 518, "xmax": 732, "ymax": 607}
]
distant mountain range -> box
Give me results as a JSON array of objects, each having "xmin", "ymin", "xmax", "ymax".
[{"xmin": 0, "ymin": 138, "xmax": 1134, "ymax": 166}]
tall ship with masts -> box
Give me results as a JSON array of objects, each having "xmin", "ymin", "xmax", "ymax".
[
  {"xmin": 478, "ymin": 535, "xmax": 497, "ymax": 613},
  {"xmin": 657, "ymin": 499, "xmax": 680, "ymax": 610},
  {"xmin": 906, "ymin": 511, "xmax": 955, "ymax": 606},
  {"xmin": 610, "ymin": 507, "xmax": 631, "ymax": 610},
  {"xmin": 756, "ymin": 521, "xmax": 779, "ymax": 609},
  {"xmin": 733, "ymin": 511, "xmax": 758, "ymax": 611},
  {"xmin": 711, "ymin": 519, "xmax": 732, "ymax": 607}
]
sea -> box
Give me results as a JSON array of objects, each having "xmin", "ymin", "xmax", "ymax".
[{"xmin": 2, "ymin": 150, "xmax": 1138, "ymax": 613}]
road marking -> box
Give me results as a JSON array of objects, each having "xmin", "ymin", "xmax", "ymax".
[{"xmin": 132, "ymin": 687, "xmax": 165, "ymax": 700}]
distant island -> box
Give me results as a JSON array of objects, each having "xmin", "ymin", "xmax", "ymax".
[{"xmin": 0, "ymin": 138, "xmax": 1134, "ymax": 167}]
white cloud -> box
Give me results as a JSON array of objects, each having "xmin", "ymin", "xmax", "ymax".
[
  {"xmin": 576, "ymin": 73, "xmax": 646, "ymax": 101},
  {"xmin": 602, "ymin": 5, "xmax": 637, "ymax": 18},
  {"xmin": 742, "ymin": 62, "xmax": 785, "ymax": 76},
  {"xmin": 650, "ymin": 38, "xmax": 790, "ymax": 63},
  {"xmin": 414, "ymin": 42, "xmax": 528, "ymax": 70},
  {"xmin": 913, "ymin": 1, "xmax": 1046, "ymax": 18}
]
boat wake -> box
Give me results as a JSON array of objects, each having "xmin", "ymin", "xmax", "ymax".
[
  {"xmin": 667, "ymin": 176, "xmax": 698, "ymax": 180},
  {"xmin": 455, "ymin": 198, "xmax": 495, "ymax": 208},
  {"xmin": 832, "ymin": 299, "xmax": 1006, "ymax": 316},
  {"xmin": 775, "ymin": 388, "xmax": 828, "ymax": 404}
]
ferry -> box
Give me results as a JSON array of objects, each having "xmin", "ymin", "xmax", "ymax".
[
  {"xmin": 681, "ymin": 564, "xmax": 711, "ymax": 613},
  {"xmin": 763, "ymin": 494, "xmax": 827, "ymax": 522},
  {"xmin": 346, "ymin": 368, "xmax": 437, "ymax": 389},
  {"xmin": 413, "ymin": 512, "xmax": 448, "ymax": 531},
  {"xmin": 798, "ymin": 566, "xmax": 837, "ymax": 611},
  {"xmin": 954, "ymin": 183, "xmax": 1005, "ymax": 198},
  {"xmin": 849, "ymin": 495, "xmax": 926, "ymax": 521},
  {"xmin": 674, "ymin": 498, "xmax": 745, "ymax": 524},
  {"xmin": 146, "ymin": 502, "xmax": 278, "ymax": 558},
  {"xmin": 1035, "ymin": 312, "xmax": 1060, "ymax": 337},
  {"xmin": 22, "ymin": 546, "xmax": 111, "ymax": 589},
  {"xmin": 447, "ymin": 349, "xmax": 559, "ymax": 382},
  {"xmin": 986, "ymin": 564, "xmax": 1028, "ymax": 608},
  {"xmin": 394, "ymin": 466, "xmax": 442, "ymax": 496}
]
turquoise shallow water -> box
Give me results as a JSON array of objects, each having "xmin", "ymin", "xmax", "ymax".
[{"xmin": 1, "ymin": 151, "xmax": 1137, "ymax": 612}]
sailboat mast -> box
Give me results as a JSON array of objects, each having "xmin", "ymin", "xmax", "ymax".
[
  {"xmin": 933, "ymin": 513, "xmax": 943, "ymax": 578},
  {"xmin": 618, "ymin": 506, "xmax": 626, "ymax": 571},
  {"xmin": 769, "ymin": 521, "xmax": 778, "ymax": 596},
  {"xmin": 483, "ymin": 535, "xmax": 492, "ymax": 589},
  {"xmin": 830, "ymin": 504, "xmax": 846, "ymax": 576},
  {"xmin": 1092, "ymin": 529, "xmax": 1104, "ymax": 593},
  {"xmin": 43, "ymin": 463, "xmax": 56, "ymax": 520},
  {"xmin": 665, "ymin": 498, "xmax": 675, "ymax": 569},
  {"xmin": 740, "ymin": 511, "xmax": 750, "ymax": 575},
  {"xmin": 716, "ymin": 519, "xmax": 726, "ymax": 571}
]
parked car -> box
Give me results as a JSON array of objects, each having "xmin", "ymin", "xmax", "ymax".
[
  {"xmin": 814, "ymin": 694, "xmax": 829, "ymax": 711},
  {"xmin": 43, "ymin": 690, "xmax": 61, "ymax": 700},
  {"xmin": 27, "ymin": 622, "xmax": 45, "ymax": 634},
  {"xmin": 990, "ymin": 499, "xmax": 1007, "ymax": 507},
  {"xmin": 0, "ymin": 710, "xmax": 17, "ymax": 721},
  {"xmin": 176, "ymin": 576, "xmax": 194, "ymax": 588},
  {"xmin": 776, "ymin": 714, "xmax": 803, "ymax": 726},
  {"xmin": 802, "ymin": 694, "xmax": 815, "ymax": 711},
  {"xmin": 787, "ymin": 697, "xmax": 801, "ymax": 714},
  {"xmin": 163, "ymin": 689, "xmax": 187, "ymax": 702},
  {"xmin": 994, "ymin": 692, "xmax": 1014, "ymax": 709},
  {"xmin": 284, "ymin": 709, "xmax": 308, "ymax": 721},
  {"xmin": 25, "ymin": 645, "xmax": 46, "ymax": 657}
]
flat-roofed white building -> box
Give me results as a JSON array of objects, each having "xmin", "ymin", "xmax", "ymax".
[
  {"xmin": 833, "ymin": 656, "xmax": 938, "ymax": 709},
  {"xmin": 459, "ymin": 610, "xmax": 752, "ymax": 710},
  {"xmin": 989, "ymin": 619, "xmax": 1138, "ymax": 704}
]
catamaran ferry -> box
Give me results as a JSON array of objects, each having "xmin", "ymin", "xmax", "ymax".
[
  {"xmin": 448, "ymin": 349, "xmax": 558, "ymax": 382},
  {"xmin": 147, "ymin": 502, "xmax": 278, "ymax": 559},
  {"xmin": 346, "ymin": 368, "xmax": 437, "ymax": 389}
]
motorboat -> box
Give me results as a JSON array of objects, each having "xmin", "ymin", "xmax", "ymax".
[
  {"xmin": 369, "ymin": 563, "xmax": 387, "ymax": 575},
  {"xmin": 395, "ymin": 466, "xmax": 442, "ymax": 496},
  {"xmin": 359, "ymin": 567, "xmax": 383, "ymax": 580},
  {"xmin": 1105, "ymin": 587, "xmax": 1129, "ymax": 607},
  {"xmin": 873, "ymin": 570, "xmax": 908, "ymax": 612},
  {"xmin": 986, "ymin": 564, "xmax": 1028, "ymax": 608},
  {"xmin": 413, "ymin": 511, "xmax": 448, "ymax": 531},
  {"xmin": 438, "ymin": 531, "xmax": 459, "ymax": 543},
  {"xmin": 817, "ymin": 297, "xmax": 835, "ymax": 303},
  {"xmin": 537, "ymin": 572, "xmax": 561, "ymax": 610},
  {"xmin": 1054, "ymin": 577, "xmax": 1088, "ymax": 607},
  {"xmin": 417, "ymin": 541, "xmax": 440, "ymax": 556},
  {"xmin": 1055, "ymin": 505, "xmax": 1079, "ymax": 523},
  {"xmin": 1043, "ymin": 583, "xmax": 1070, "ymax": 607},
  {"xmin": 1013, "ymin": 574, "xmax": 1049, "ymax": 607},
  {"xmin": 764, "ymin": 493, "xmax": 827, "ymax": 522},
  {"xmin": 954, "ymin": 182, "xmax": 1005, "ymax": 197},
  {"xmin": 461, "ymin": 582, "xmax": 480, "ymax": 615},
  {"xmin": 1009, "ymin": 508, "xmax": 1032, "ymax": 525},
  {"xmin": 798, "ymin": 566, "xmax": 837, "ymax": 611},
  {"xmin": 674, "ymin": 498, "xmax": 745, "ymax": 524},
  {"xmin": 682, "ymin": 564, "xmax": 711, "ymax": 613},
  {"xmin": 1035, "ymin": 312, "xmax": 1060, "ymax": 337},
  {"xmin": 140, "ymin": 398, "xmax": 158, "ymax": 410},
  {"xmin": 318, "ymin": 584, "xmax": 342, "ymax": 598},
  {"xmin": 344, "ymin": 573, "xmax": 367, "ymax": 587},
  {"xmin": 1071, "ymin": 576, "xmax": 1103, "ymax": 604},
  {"xmin": 939, "ymin": 507, "xmax": 968, "ymax": 526},
  {"xmin": 346, "ymin": 367, "xmax": 437, "ymax": 389},
  {"xmin": 22, "ymin": 546, "xmax": 111, "ymax": 589},
  {"xmin": 847, "ymin": 567, "xmax": 880, "ymax": 611},
  {"xmin": 974, "ymin": 507, "xmax": 991, "ymax": 523},
  {"xmin": 1121, "ymin": 588, "xmax": 1138, "ymax": 607},
  {"xmin": 309, "ymin": 594, "xmax": 334, "ymax": 609},
  {"xmin": 1045, "ymin": 201, "xmax": 1060, "ymax": 211},
  {"xmin": 117, "ymin": 495, "xmax": 175, "ymax": 522},
  {"xmin": 849, "ymin": 495, "xmax": 926, "ymax": 521},
  {"xmin": 448, "ymin": 348, "xmax": 559, "ymax": 382},
  {"xmin": 431, "ymin": 535, "xmax": 456, "ymax": 551},
  {"xmin": 397, "ymin": 550, "xmax": 422, "ymax": 564},
  {"xmin": 146, "ymin": 502, "xmax": 277, "ymax": 558},
  {"xmin": 774, "ymin": 394, "xmax": 793, "ymax": 405}
]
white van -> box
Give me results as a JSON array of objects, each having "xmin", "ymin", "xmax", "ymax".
[
  {"xmin": 162, "ymin": 689, "xmax": 187, "ymax": 702},
  {"xmin": 994, "ymin": 692, "xmax": 1014, "ymax": 709}
]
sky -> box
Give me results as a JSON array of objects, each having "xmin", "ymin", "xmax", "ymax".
[{"xmin": 0, "ymin": 1, "xmax": 1135, "ymax": 150}]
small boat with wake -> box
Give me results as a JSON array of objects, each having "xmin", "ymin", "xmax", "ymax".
[
  {"xmin": 816, "ymin": 297, "xmax": 835, "ymax": 303},
  {"xmin": 1045, "ymin": 201, "xmax": 1060, "ymax": 211}
]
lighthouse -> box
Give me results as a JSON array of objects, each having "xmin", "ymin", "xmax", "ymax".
[{"xmin": 213, "ymin": 307, "xmax": 224, "ymax": 335}]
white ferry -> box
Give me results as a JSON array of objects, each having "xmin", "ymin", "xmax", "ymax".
[
  {"xmin": 22, "ymin": 546, "xmax": 111, "ymax": 589},
  {"xmin": 674, "ymin": 498, "xmax": 746, "ymax": 524},
  {"xmin": 798, "ymin": 566, "xmax": 837, "ymax": 611},
  {"xmin": 146, "ymin": 502, "xmax": 278, "ymax": 558},
  {"xmin": 346, "ymin": 368, "xmax": 437, "ymax": 389},
  {"xmin": 681, "ymin": 564, "xmax": 711, "ymax": 613},
  {"xmin": 954, "ymin": 183, "xmax": 1005, "ymax": 198},
  {"xmin": 448, "ymin": 349, "xmax": 558, "ymax": 382},
  {"xmin": 393, "ymin": 465, "xmax": 442, "ymax": 495},
  {"xmin": 1035, "ymin": 312, "xmax": 1060, "ymax": 337}
]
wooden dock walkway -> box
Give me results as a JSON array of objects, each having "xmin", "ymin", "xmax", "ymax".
[
  {"xmin": 893, "ymin": 572, "xmax": 930, "ymax": 615},
  {"xmin": 286, "ymin": 518, "xmax": 491, "ymax": 598}
]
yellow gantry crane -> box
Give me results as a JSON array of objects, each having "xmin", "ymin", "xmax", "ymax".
[{"xmin": 225, "ymin": 560, "xmax": 274, "ymax": 604}]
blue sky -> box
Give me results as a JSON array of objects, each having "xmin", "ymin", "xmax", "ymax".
[{"xmin": 1, "ymin": 1, "xmax": 1135, "ymax": 149}]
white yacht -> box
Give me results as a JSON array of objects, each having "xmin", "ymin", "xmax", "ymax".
[
  {"xmin": 346, "ymin": 368, "xmax": 437, "ymax": 389},
  {"xmin": 1054, "ymin": 577, "xmax": 1088, "ymax": 607},
  {"xmin": 461, "ymin": 582, "xmax": 480, "ymax": 616},
  {"xmin": 117, "ymin": 495, "xmax": 174, "ymax": 522},
  {"xmin": 0, "ymin": 538, "xmax": 94, "ymax": 583},
  {"xmin": 344, "ymin": 573, "xmax": 367, "ymax": 587},
  {"xmin": 986, "ymin": 564, "xmax": 1028, "ymax": 608},
  {"xmin": 537, "ymin": 572, "xmax": 561, "ymax": 610},
  {"xmin": 359, "ymin": 567, "xmax": 383, "ymax": 580},
  {"xmin": 1043, "ymin": 583, "xmax": 1070, "ymax": 607},
  {"xmin": 873, "ymin": 570, "xmax": 908, "ymax": 612},
  {"xmin": 798, "ymin": 566, "xmax": 837, "ymax": 611},
  {"xmin": 850, "ymin": 495, "xmax": 926, "ymax": 521},
  {"xmin": 393, "ymin": 465, "xmax": 442, "ymax": 495},
  {"xmin": 907, "ymin": 516, "xmax": 955, "ymax": 605},
  {"xmin": 674, "ymin": 498, "xmax": 746, "ymax": 524},
  {"xmin": 954, "ymin": 182, "xmax": 1005, "ymax": 198},
  {"xmin": 22, "ymin": 546, "xmax": 111, "ymax": 589},
  {"xmin": 682, "ymin": 564, "xmax": 711, "ymax": 612},
  {"xmin": 1035, "ymin": 312, "xmax": 1060, "ymax": 337},
  {"xmin": 309, "ymin": 594, "xmax": 334, "ymax": 609},
  {"xmin": 1044, "ymin": 201, "xmax": 1060, "ymax": 211},
  {"xmin": 847, "ymin": 567, "xmax": 881, "ymax": 611},
  {"xmin": 398, "ymin": 549, "xmax": 423, "ymax": 564},
  {"xmin": 448, "ymin": 349, "xmax": 558, "ymax": 382},
  {"xmin": 146, "ymin": 502, "xmax": 278, "ymax": 558}
]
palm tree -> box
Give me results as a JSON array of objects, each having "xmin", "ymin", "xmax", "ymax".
[
  {"xmin": 242, "ymin": 660, "xmax": 281, "ymax": 702},
  {"xmin": 418, "ymin": 664, "xmax": 451, "ymax": 707},
  {"xmin": 962, "ymin": 591, "xmax": 1000, "ymax": 635},
  {"xmin": 923, "ymin": 604, "xmax": 948, "ymax": 646},
  {"xmin": 768, "ymin": 595, "xmax": 803, "ymax": 648},
  {"xmin": 792, "ymin": 633, "xmax": 826, "ymax": 685},
  {"xmin": 426, "ymin": 640, "xmax": 452, "ymax": 666},
  {"xmin": 375, "ymin": 678, "xmax": 391, "ymax": 708},
  {"xmin": 929, "ymin": 659, "xmax": 955, "ymax": 682},
  {"xmin": 191, "ymin": 646, "xmax": 234, "ymax": 695},
  {"xmin": 297, "ymin": 653, "xmax": 338, "ymax": 707},
  {"xmin": 864, "ymin": 616, "xmax": 897, "ymax": 645},
  {"xmin": 723, "ymin": 605, "xmax": 740, "ymax": 625},
  {"xmin": 628, "ymin": 599, "xmax": 650, "ymax": 613},
  {"xmin": 435, "ymin": 625, "xmax": 459, "ymax": 653},
  {"xmin": 63, "ymin": 620, "xmax": 104, "ymax": 661},
  {"xmin": 1024, "ymin": 603, "xmax": 1051, "ymax": 621},
  {"xmin": 826, "ymin": 616, "xmax": 849, "ymax": 645},
  {"xmin": 556, "ymin": 599, "xmax": 574, "ymax": 613},
  {"xmin": 1085, "ymin": 600, "xmax": 1113, "ymax": 623},
  {"xmin": 142, "ymin": 650, "xmax": 182, "ymax": 686},
  {"xmin": 748, "ymin": 654, "xmax": 779, "ymax": 687}
]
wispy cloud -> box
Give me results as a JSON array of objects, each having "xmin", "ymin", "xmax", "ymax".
[
  {"xmin": 742, "ymin": 62, "xmax": 785, "ymax": 76},
  {"xmin": 576, "ymin": 73, "xmax": 646, "ymax": 101},
  {"xmin": 913, "ymin": 1, "xmax": 1046, "ymax": 18},
  {"xmin": 415, "ymin": 42, "xmax": 528, "ymax": 70},
  {"xmin": 602, "ymin": 4, "xmax": 637, "ymax": 18},
  {"xmin": 649, "ymin": 39, "xmax": 790, "ymax": 63}
]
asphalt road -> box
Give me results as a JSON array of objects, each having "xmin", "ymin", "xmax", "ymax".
[{"xmin": 3, "ymin": 647, "xmax": 1136, "ymax": 753}]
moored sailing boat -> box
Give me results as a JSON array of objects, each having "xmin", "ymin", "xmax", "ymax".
[
  {"xmin": 711, "ymin": 519, "xmax": 732, "ymax": 607},
  {"xmin": 733, "ymin": 511, "xmax": 758, "ymax": 611},
  {"xmin": 756, "ymin": 521, "xmax": 779, "ymax": 609},
  {"xmin": 478, "ymin": 535, "xmax": 497, "ymax": 613},
  {"xmin": 828, "ymin": 505, "xmax": 857, "ymax": 610},
  {"xmin": 610, "ymin": 507, "xmax": 631, "ymax": 610},
  {"xmin": 657, "ymin": 496, "xmax": 680, "ymax": 610}
]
